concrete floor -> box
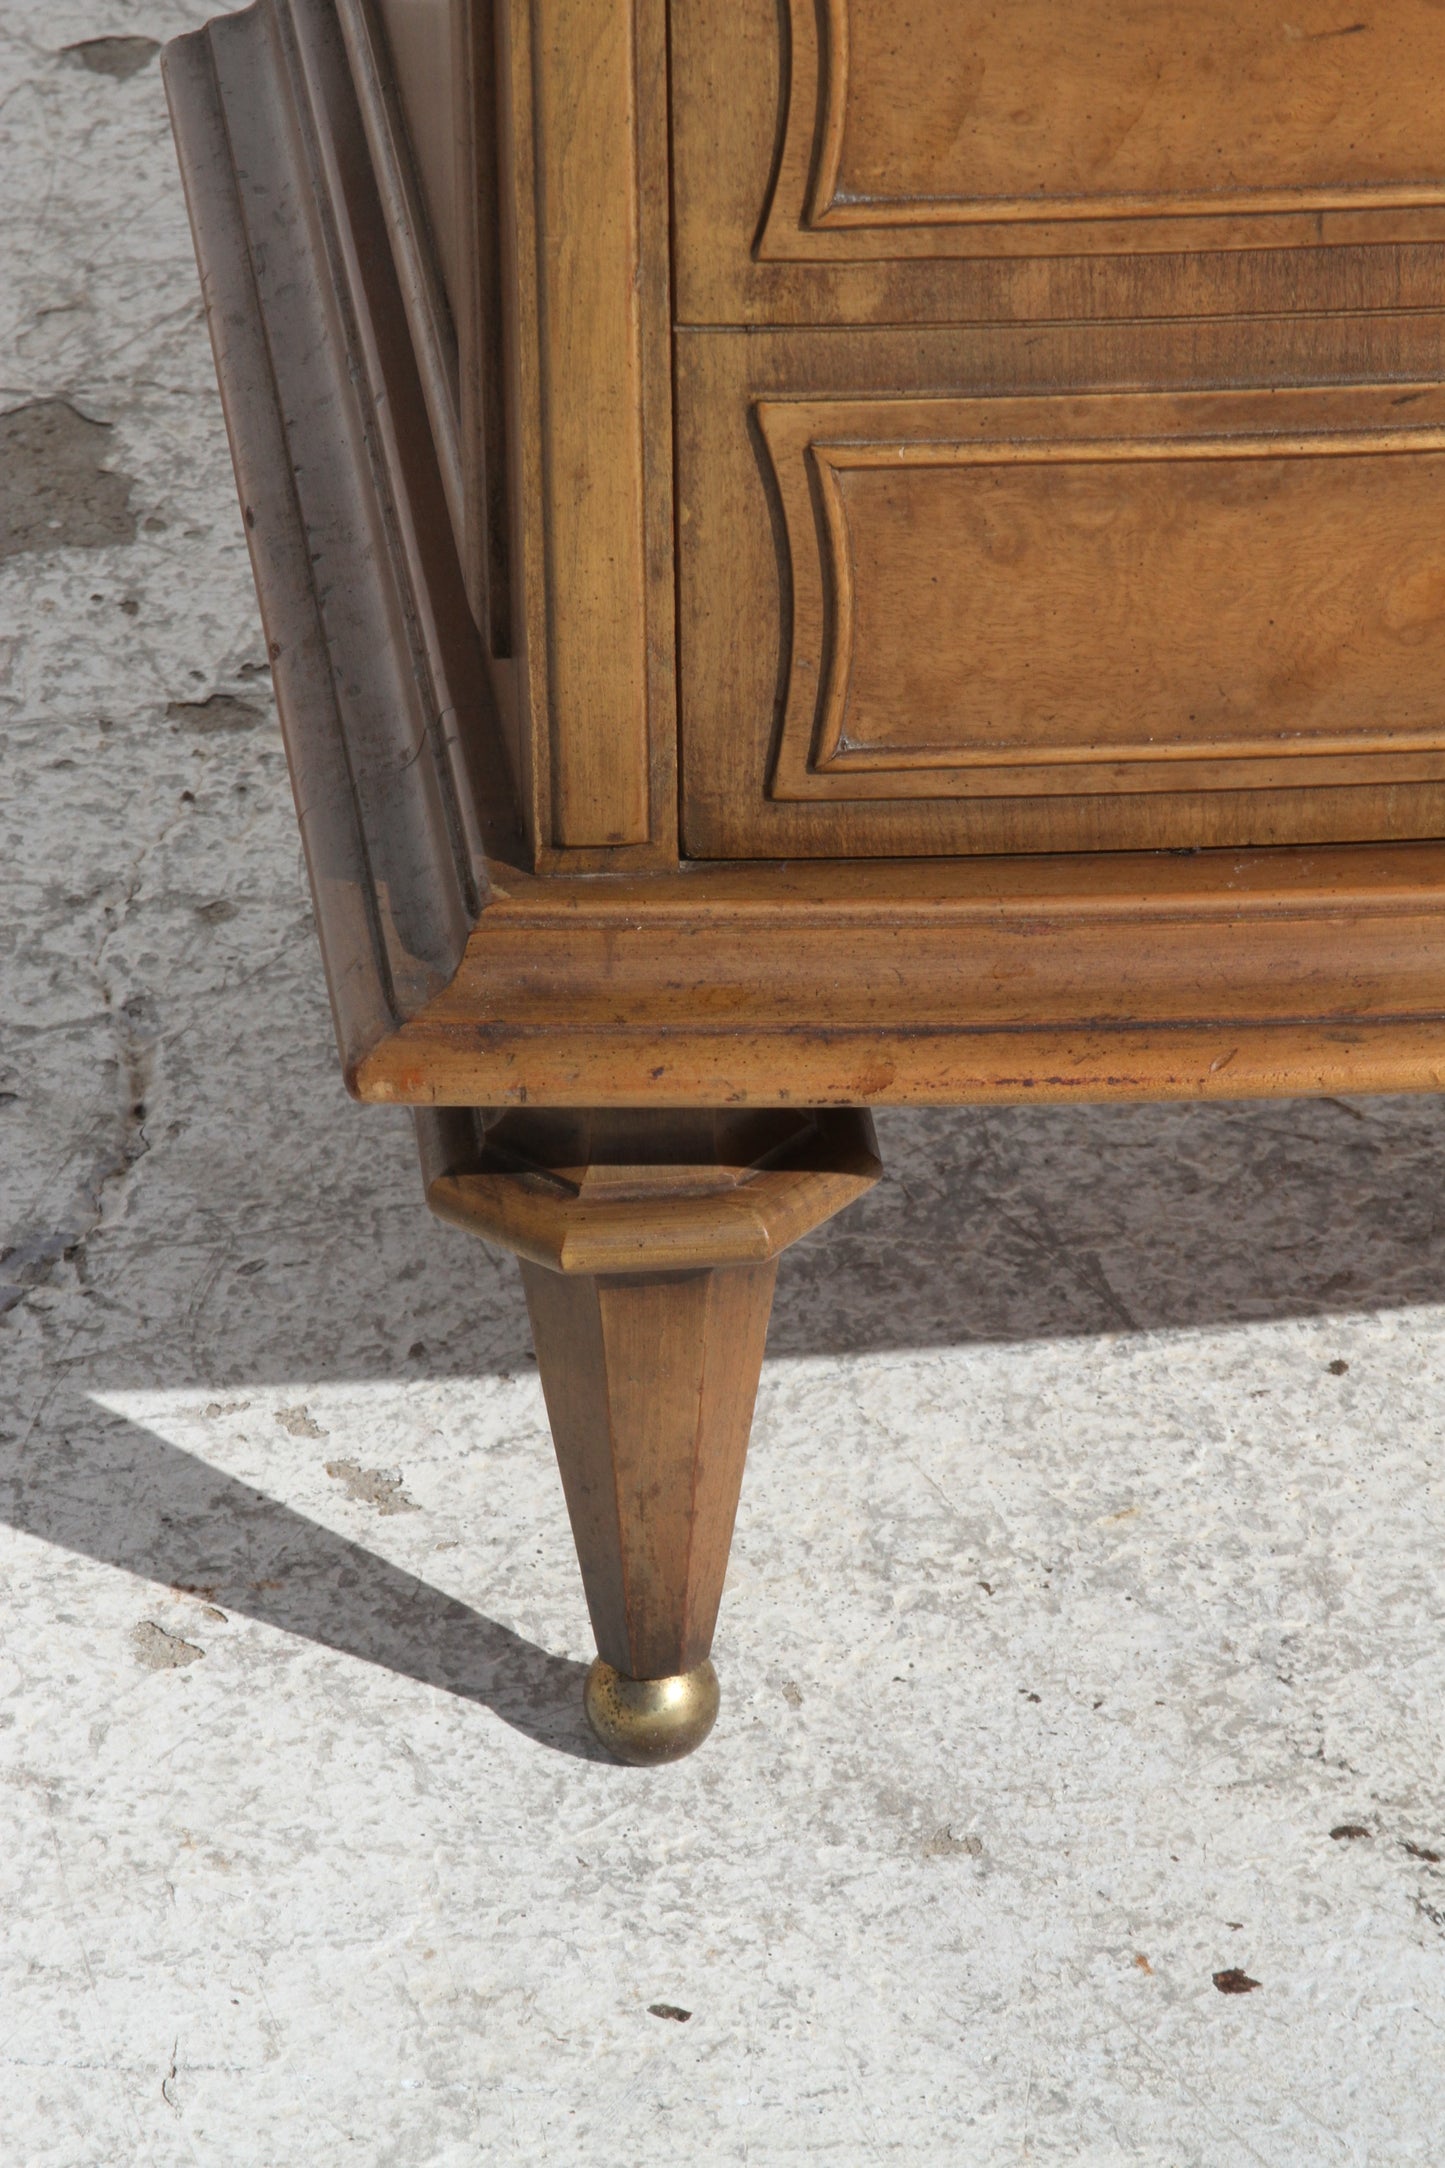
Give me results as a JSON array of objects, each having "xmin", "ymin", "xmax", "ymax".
[{"xmin": 3, "ymin": 5, "xmax": 1445, "ymax": 2161}]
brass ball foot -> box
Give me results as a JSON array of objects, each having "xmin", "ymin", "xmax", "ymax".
[{"xmin": 584, "ymin": 1657, "xmax": 720, "ymax": 1765}]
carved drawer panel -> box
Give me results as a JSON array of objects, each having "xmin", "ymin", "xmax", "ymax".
[
  {"xmin": 671, "ymin": 0, "xmax": 1445, "ymax": 324},
  {"xmin": 677, "ymin": 328, "xmax": 1445, "ymax": 857},
  {"xmin": 763, "ymin": 389, "xmax": 1445, "ymax": 802},
  {"xmin": 767, "ymin": 0, "xmax": 1445, "ymax": 255}
]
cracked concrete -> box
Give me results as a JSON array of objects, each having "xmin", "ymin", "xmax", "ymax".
[{"xmin": 2, "ymin": 4, "xmax": 1444, "ymax": 2164}]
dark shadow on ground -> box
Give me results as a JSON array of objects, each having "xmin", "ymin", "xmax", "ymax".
[
  {"xmin": 0, "ymin": 1404, "xmax": 608, "ymax": 1761},
  {"xmin": 8, "ymin": 1095, "xmax": 1445, "ymax": 1749},
  {"xmin": 47, "ymin": 1098, "xmax": 1444, "ymax": 1388}
]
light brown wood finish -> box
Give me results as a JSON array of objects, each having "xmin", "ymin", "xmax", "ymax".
[
  {"xmin": 417, "ymin": 1108, "xmax": 881, "ymax": 1681},
  {"xmin": 423, "ymin": 1107, "xmax": 882, "ymax": 1270},
  {"xmin": 760, "ymin": 388, "xmax": 1445, "ymax": 801},
  {"xmin": 522, "ymin": 1258, "xmax": 775, "ymax": 1680},
  {"xmin": 336, "ymin": 0, "xmax": 521, "ymax": 773},
  {"xmin": 677, "ymin": 325, "xmax": 1445, "ymax": 856},
  {"xmin": 368, "ymin": 846, "xmax": 1445, "ymax": 1107},
  {"xmin": 166, "ymin": 10, "xmax": 1445, "ymax": 1112},
  {"xmin": 165, "ymin": 1, "xmax": 490, "ymax": 1066},
  {"xmin": 169, "ymin": 0, "xmax": 1445, "ymax": 1749},
  {"xmin": 339, "ymin": 0, "xmax": 678, "ymax": 866},
  {"xmin": 671, "ymin": 0, "xmax": 1445, "ymax": 323},
  {"xmin": 770, "ymin": 0, "xmax": 1445, "ymax": 247},
  {"xmin": 496, "ymin": 0, "xmax": 677, "ymax": 866},
  {"xmin": 344, "ymin": 0, "xmax": 464, "ymax": 550}
]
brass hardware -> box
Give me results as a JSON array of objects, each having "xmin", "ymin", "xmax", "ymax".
[{"xmin": 584, "ymin": 1659, "xmax": 721, "ymax": 1765}]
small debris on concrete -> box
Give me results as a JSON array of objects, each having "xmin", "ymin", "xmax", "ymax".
[
  {"xmin": 132, "ymin": 1622, "xmax": 204, "ymax": 1671},
  {"xmin": 647, "ymin": 2005, "xmax": 691, "ymax": 2024},
  {"xmin": 1213, "ymin": 1969, "xmax": 1262, "ymax": 1995}
]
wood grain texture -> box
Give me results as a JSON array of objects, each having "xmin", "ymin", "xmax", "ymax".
[
  {"xmin": 372, "ymin": 0, "xmax": 463, "ymax": 303},
  {"xmin": 361, "ymin": 847, "xmax": 1445, "ymax": 1107},
  {"xmin": 420, "ymin": 1106, "xmax": 882, "ymax": 1269},
  {"xmin": 343, "ymin": 2, "xmax": 517, "ymax": 717},
  {"xmin": 678, "ymin": 323, "xmax": 1445, "ymax": 855},
  {"xmin": 759, "ymin": 387, "xmax": 1445, "ymax": 804},
  {"xmin": 346, "ymin": 0, "xmax": 677, "ymax": 863},
  {"xmin": 338, "ymin": 0, "xmax": 472, "ymax": 601},
  {"xmin": 672, "ymin": 0, "xmax": 1445, "ymax": 322},
  {"xmin": 498, "ymin": 0, "xmax": 677, "ymax": 863},
  {"xmin": 169, "ymin": 1, "xmax": 1445, "ymax": 1117},
  {"xmin": 522, "ymin": 1258, "xmax": 775, "ymax": 1678},
  {"xmin": 165, "ymin": 0, "xmax": 494, "ymax": 1073},
  {"xmin": 780, "ymin": 0, "xmax": 1445, "ymax": 236},
  {"xmin": 418, "ymin": 1106, "xmax": 880, "ymax": 1677}
]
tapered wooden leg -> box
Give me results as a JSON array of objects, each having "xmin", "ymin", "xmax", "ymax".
[
  {"xmin": 415, "ymin": 1107, "xmax": 881, "ymax": 1761},
  {"xmin": 520, "ymin": 1259, "xmax": 776, "ymax": 1679}
]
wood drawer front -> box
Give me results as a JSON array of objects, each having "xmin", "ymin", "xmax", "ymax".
[
  {"xmin": 677, "ymin": 327, "xmax": 1445, "ymax": 857},
  {"xmin": 766, "ymin": 389, "xmax": 1445, "ymax": 802},
  {"xmin": 672, "ymin": 0, "xmax": 1445, "ymax": 324}
]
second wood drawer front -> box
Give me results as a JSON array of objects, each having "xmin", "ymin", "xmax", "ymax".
[{"xmin": 677, "ymin": 326, "xmax": 1445, "ymax": 858}]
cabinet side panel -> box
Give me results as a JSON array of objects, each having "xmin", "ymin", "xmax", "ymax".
[{"xmin": 374, "ymin": 0, "xmax": 463, "ymax": 304}]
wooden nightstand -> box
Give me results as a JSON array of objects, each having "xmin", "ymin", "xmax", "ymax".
[{"xmin": 165, "ymin": 0, "xmax": 1445, "ymax": 1759}]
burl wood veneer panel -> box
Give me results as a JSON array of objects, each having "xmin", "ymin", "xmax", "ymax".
[
  {"xmin": 678, "ymin": 323, "xmax": 1445, "ymax": 857},
  {"xmin": 671, "ymin": 0, "xmax": 1445, "ymax": 322}
]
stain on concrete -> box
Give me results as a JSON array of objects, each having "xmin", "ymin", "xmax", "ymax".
[
  {"xmin": 63, "ymin": 37, "xmax": 160, "ymax": 79},
  {"xmin": 0, "ymin": 400, "xmax": 137, "ymax": 561},
  {"xmin": 923, "ymin": 1826, "xmax": 984, "ymax": 1858},
  {"xmin": 1330, "ymin": 1824, "xmax": 1372, "ymax": 1842},
  {"xmin": 275, "ymin": 1405, "xmax": 327, "ymax": 1440},
  {"xmin": 0, "ymin": 993, "xmax": 155, "ymax": 1314},
  {"xmin": 132, "ymin": 1622, "xmax": 204, "ymax": 1671},
  {"xmin": 325, "ymin": 1459, "xmax": 420, "ymax": 1515},
  {"xmin": 166, "ymin": 695, "xmax": 266, "ymax": 734}
]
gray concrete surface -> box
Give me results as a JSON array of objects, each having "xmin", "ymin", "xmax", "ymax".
[{"xmin": 3, "ymin": 5, "xmax": 1444, "ymax": 2161}]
